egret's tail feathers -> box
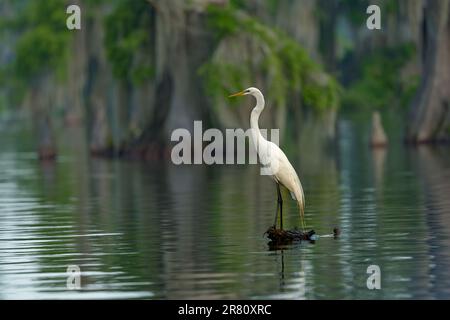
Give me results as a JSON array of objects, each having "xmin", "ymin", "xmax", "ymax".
[
  {"xmin": 298, "ymin": 200, "xmax": 306, "ymax": 232},
  {"xmin": 297, "ymin": 183, "xmax": 306, "ymax": 231}
]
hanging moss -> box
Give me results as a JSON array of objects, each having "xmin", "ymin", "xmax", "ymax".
[
  {"xmin": 104, "ymin": 0, "xmax": 154, "ymax": 85},
  {"xmin": 199, "ymin": 5, "xmax": 341, "ymax": 112}
]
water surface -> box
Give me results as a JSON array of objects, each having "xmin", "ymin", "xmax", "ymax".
[{"xmin": 1, "ymin": 117, "xmax": 450, "ymax": 299}]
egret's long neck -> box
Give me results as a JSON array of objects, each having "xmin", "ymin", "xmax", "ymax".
[{"xmin": 250, "ymin": 91, "xmax": 266, "ymax": 147}]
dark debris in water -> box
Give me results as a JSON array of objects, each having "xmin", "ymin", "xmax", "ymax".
[{"xmin": 265, "ymin": 226, "xmax": 340, "ymax": 247}]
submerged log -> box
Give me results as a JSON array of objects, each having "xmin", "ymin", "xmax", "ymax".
[
  {"xmin": 265, "ymin": 226, "xmax": 316, "ymax": 245},
  {"xmin": 265, "ymin": 226, "xmax": 340, "ymax": 246}
]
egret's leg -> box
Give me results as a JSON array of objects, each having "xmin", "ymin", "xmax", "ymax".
[
  {"xmin": 273, "ymin": 188, "xmax": 280, "ymax": 228},
  {"xmin": 277, "ymin": 184, "xmax": 283, "ymax": 230}
]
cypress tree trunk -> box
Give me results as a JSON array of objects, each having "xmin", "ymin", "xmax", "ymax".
[
  {"xmin": 152, "ymin": 0, "xmax": 213, "ymax": 140},
  {"xmin": 124, "ymin": 0, "xmax": 213, "ymax": 159},
  {"xmin": 29, "ymin": 75, "xmax": 57, "ymax": 160},
  {"xmin": 85, "ymin": 4, "xmax": 114, "ymax": 156},
  {"xmin": 65, "ymin": 0, "xmax": 86, "ymax": 126},
  {"xmin": 318, "ymin": 0, "xmax": 338, "ymax": 70},
  {"xmin": 406, "ymin": 0, "xmax": 450, "ymax": 143}
]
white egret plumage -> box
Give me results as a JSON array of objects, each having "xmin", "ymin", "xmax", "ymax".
[{"xmin": 229, "ymin": 87, "xmax": 306, "ymax": 231}]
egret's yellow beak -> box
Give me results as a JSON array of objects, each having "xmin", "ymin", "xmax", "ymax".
[{"xmin": 228, "ymin": 90, "xmax": 245, "ymax": 98}]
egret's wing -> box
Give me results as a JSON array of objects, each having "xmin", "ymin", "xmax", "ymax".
[{"xmin": 268, "ymin": 142, "xmax": 305, "ymax": 208}]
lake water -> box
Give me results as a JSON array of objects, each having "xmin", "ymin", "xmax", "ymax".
[{"xmin": 1, "ymin": 116, "xmax": 450, "ymax": 299}]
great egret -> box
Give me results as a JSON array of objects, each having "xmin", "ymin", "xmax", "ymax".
[{"xmin": 229, "ymin": 87, "xmax": 306, "ymax": 231}]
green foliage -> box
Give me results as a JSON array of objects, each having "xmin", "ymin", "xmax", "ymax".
[
  {"xmin": 342, "ymin": 44, "xmax": 418, "ymax": 110},
  {"xmin": 200, "ymin": 5, "xmax": 340, "ymax": 112},
  {"xmin": 206, "ymin": 5, "xmax": 240, "ymax": 40},
  {"xmin": 383, "ymin": 0, "xmax": 400, "ymax": 15},
  {"xmin": 339, "ymin": 0, "xmax": 369, "ymax": 26},
  {"xmin": 199, "ymin": 62, "xmax": 252, "ymax": 108},
  {"xmin": 104, "ymin": 0, "xmax": 154, "ymax": 84},
  {"xmin": 15, "ymin": 26, "xmax": 68, "ymax": 79},
  {"xmin": 10, "ymin": 0, "xmax": 70, "ymax": 82}
]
